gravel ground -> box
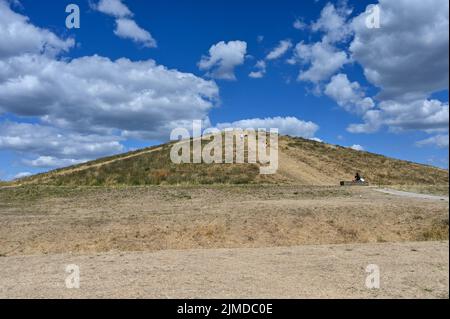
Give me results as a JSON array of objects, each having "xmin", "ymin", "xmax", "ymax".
[{"xmin": 375, "ymin": 188, "xmax": 449, "ymax": 201}]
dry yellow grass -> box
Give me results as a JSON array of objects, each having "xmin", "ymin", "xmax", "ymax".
[
  {"xmin": 9, "ymin": 135, "xmax": 448, "ymax": 186},
  {"xmin": 0, "ymin": 185, "xmax": 448, "ymax": 257}
]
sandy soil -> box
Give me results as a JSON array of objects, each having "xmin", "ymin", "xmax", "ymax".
[{"xmin": 0, "ymin": 241, "xmax": 447, "ymax": 299}]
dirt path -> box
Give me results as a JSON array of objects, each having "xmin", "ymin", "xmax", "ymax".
[
  {"xmin": 375, "ymin": 188, "xmax": 449, "ymax": 202},
  {"xmin": 46, "ymin": 146, "xmax": 163, "ymax": 175},
  {"xmin": 0, "ymin": 241, "xmax": 447, "ymax": 299},
  {"xmin": 277, "ymin": 150, "xmax": 331, "ymax": 185},
  {"xmin": 12, "ymin": 146, "xmax": 163, "ymax": 185}
]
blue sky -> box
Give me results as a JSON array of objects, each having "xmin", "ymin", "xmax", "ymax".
[{"xmin": 0, "ymin": 0, "xmax": 448, "ymax": 180}]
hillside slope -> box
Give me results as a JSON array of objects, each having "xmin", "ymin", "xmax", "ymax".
[{"xmin": 13, "ymin": 135, "xmax": 449, "ymax": 186}]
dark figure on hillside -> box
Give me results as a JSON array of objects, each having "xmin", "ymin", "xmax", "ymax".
[{"xmin": 354, "ymin": 172, "xmax": 361, "ymax": 182}]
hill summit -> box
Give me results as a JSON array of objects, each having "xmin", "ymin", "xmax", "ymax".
[{"xmin": 13, "ymin": 135, "xmax": 449, "ymax": 186}]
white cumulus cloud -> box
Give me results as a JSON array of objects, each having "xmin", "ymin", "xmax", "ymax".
[
  {"xmin": 93, "ymin": 0, "xmax": 132, "ymax": 18},
  {"xmin": 293, "ymin": 41, "xmax": 349, "ymax": 84},
  {"xmin": 13, "ymin": 172, "xmax": 32, "ymax": 179},
  {"xmin": 350, "ymin": 144, "xmax": 364, "ymax": 151},
  {"xmin": 416, "ymin": 134, "xmax": 449, "ymax": 149},
  {"xmin": 198, "ymin": 40, "xmax": 247, "ymax": 80},
  {"xmin": 92, "ymin": 0, "xmax": 157, "ymax": 47},
  {"xmin": 23, "ymin": 156, "xmax": 88, "ymax": 168},
  {"xmin": 0, "ymin": 0, "xmax": 74, "ymax": 58},
  {"xmin": 249, "ymin": 40, "xmax": 292, "ymax": 79},
  {"xmin": 0, "ymin": 54, "xmax": 219, "ymax": 138},
  {"xmin": 308, "ymin": 0, "xmax": 450, "ymax": 144},
  {"xmin": 350, "ymin": 0, "xmax": 449, "ymax": 101},
  {"xmin": 0, "ymin": 1, "xmax": 218, "ymax": 170},
  {"xmin": 114, "ymin": 18, "xmax": 157, "ymax": 48},
  {"xmin": 325, "ymin": 73, "xmax": 374, "ymax": 115},
  {"xmin": 216, "ymin": 116, "xmax": 319, "ymax": 138},
  {"xmin": 312, "ymin": 2, "xmax": 352, "ymax": 44},
  {"xmin": 249, "ymin": 60, "xmax": 266, "ymax": 79},
  {"xmin": 266, "ymin": 40, "xmax": 293, "ymax": 60},
  {"xmin": 287, "ymin": 2, "xmax": 351, "ymax": 86},
  {"xmin": 0, "ymin": 121, "xmax": 124, "ymax": 167},
  {"xmin": 293, "ymin": 18, "xmax": 307, "ymax": 30}
]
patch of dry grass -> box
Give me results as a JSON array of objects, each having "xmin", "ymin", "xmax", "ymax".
[
  {"xmin": 12, "ymin": 135, "xmax": 449, "ymax": 187},
  {"xmin": 16, "ymin": 142, "xmax": 261, "ymax": 186},
  {"xmin": 281, "ymin": 136, "xmax": 448, "ymax": 186},
  {"xmin": 417, "ymin": 218, "xmax": 449, "ymax": 241},
  {"xmin": 0, "ymin": 185, "xmax": 448, "ymax": 257}
]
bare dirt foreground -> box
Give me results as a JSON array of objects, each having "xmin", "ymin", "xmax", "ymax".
[
  {"xmin": 0, "ymin": 241, "xmax": 448, "ymax": 298},
  {"xmin": 0, "ymin": 185, "xmax": 448, "ymax": 298}
]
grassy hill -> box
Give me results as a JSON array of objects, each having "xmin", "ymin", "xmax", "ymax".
[{"xmin": 10, "ymin": 135, "xmax": 449, "ymax": 186}]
